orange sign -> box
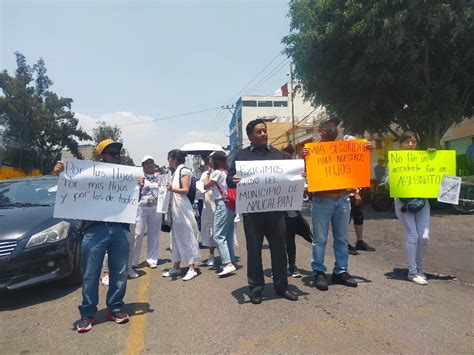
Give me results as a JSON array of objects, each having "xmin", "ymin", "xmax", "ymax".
[{"xmin": 304, "ymin": 140, "xmax": 370, "ymax": 192}]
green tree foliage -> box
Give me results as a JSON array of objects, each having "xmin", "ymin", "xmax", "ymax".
[
  {"xmin": 284, "ymin": 0, "xmax": 474, "ymax": 147},
  {"xmin": 92, "ymin": 121, "xmax": 135, "ymax": 166},
  {"xmin": 0, "ymin": 52, "xmax": 91, "ymax": 173}
]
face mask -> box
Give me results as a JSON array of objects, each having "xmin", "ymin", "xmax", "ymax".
[
  {"xmin": 144, "ymin": 173, "xmax": 155, "ymax": 179},
  {"xmin": 322, "ymin": 128, "xmax": 338, "ymax": 140}
]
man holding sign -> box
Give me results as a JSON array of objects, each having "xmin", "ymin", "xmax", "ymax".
[
  {"xmin": 227, "ymin": 119, "xmax": 299, "ymax": 304},
  {"xmin": 302, "ymin": 117, "xmax": 372, "ymax": 292},
  {"xmin": 53, "ymin": 139, "xmax": 133, "ymax": 333}
]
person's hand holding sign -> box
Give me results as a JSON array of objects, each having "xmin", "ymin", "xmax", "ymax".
[
  {"xmin": 52, "ymin": 161, "xmax": 64, "ymax": 176},
  {"xmin": 231, "ymin": 175, "xmax": 241, "ymax": 184},
  {"xmin": 138, "ymin": 177, "xmax": 145, "ymax": 188}
]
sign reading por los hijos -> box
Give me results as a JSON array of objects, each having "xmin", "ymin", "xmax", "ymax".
[
  {"xmin": 235, "ymin": 160, "xmax": 305, "ymax": 214},
  {"xmin": 304, "ymin": 140, "xmax": 370, "ymax": 192},
  {"xmin": 388, "ymin": 150, "xmax": 456, "ymax": 198},
  {"xmin": 54, "ymin": 159, "xmax": 143, "ymax": 224}
]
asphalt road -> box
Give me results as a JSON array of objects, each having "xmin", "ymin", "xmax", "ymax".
[{"xmin": 1, "ymin": 204, "xmax": 473, "ymax": 354}]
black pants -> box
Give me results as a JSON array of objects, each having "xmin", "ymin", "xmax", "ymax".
[
  {"xmin": 243, "ymin": 212, "xmax": 288, "ymax": 296},
  {"xmin": 285, "ymin": 213, "xmax": 314, "ymax": 266}
]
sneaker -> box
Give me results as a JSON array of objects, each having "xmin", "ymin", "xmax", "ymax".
[
  {"xmin": 314, "ymin": 272, "xmax": 329, "ymax": 291},
  {"xmin": 355, "ymin": 240, "xmax": 376, "ymax": 251},
  {"xmin": 106, "ymin": 311, "xmax": 130, "ymax": 324},
  {"xmin": 218, "ymin": 264, "xmax": 236, "ymax": 277},
  {"xmin": 101, "ymin": 274, "xmax": 109, "ymax": 286},
  {"xmin": 205, "ymin": 256, "xmax": 215, "ymax": 267},
  {"xmin": 288, "ymin": 264, "xmax": 302, "ymax": 278},
  {"xmin": 148, "ymin": 262, "xmax": 157, "ymax": 269},
  {"xmin": 162, "ymin": 268, "xmax": 181, "ymax": 277},
  {"xmin": 348, "ymin": 244, "xmax": 359, "ymax": 255},
  {"xmin": 76, "ymin": 316, "xmax": 96, "ymax": 333},
  {"xmin": 128, "ymin": 269, "xmax": 139, "ymax": 279},
  {"xmin": 408, "ymin": 274, "xmax": 428, "ymax": 285},
  {"xmin": 183, "ymin": 269, "xmax": 198, "ymax": 281}
]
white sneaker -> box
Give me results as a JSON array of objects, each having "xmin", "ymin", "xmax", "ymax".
[
  {"xmin": 101, "ymin": 274, "xmax": 109, "ymax": 286},
  {"xmin": 183, "ymin": 269, "xmax": 198, "ymax": 281},
  {"xmin": 205, "ymin": 256, "xmax": 215, "ymax": 267},
  {"xmin": 148, "ymin": 262, "xmax": 158, "ymax": 269},
  {"xmin": 408, "ymin": 274, "xmax": 428, "ymax": 285},
  {"xmin": 218, "ymin": 264, "xmax": 236, "ymax": 277},
  {"xmin": 162, "ymin": 268, "xmax": 181, "ymax": 277},
  {"xmin": 128, "ymin": 270, "xmax": 139, "ymax": 279}
]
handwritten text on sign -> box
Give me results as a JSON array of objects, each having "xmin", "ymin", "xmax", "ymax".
[
  {"xmin": 304, "ymin": 140, "xmax": 370, "ymax": 192},
  {"xmin": 54, "ymin": 159, "xmax": 143, "ymax": 223},
  {"xmin": 388, "ymin": 150, "xmax": 456, "ymax": 198},
  {"xmin": 235, "ymin": 160, "xmax": 305, "ymax": 214},
  {"xmin": 155, "ymin": 174, "xmax": 172, "ymax": 213}
]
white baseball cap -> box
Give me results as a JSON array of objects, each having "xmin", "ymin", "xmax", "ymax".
[{"xmin": 141, "ymin": 155, "xmax": 155, "ymax": 164}]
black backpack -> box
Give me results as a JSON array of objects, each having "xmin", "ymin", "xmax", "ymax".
[{"xmin": 179, "ymin": 167, "xmax": 196, "ymax": 203}]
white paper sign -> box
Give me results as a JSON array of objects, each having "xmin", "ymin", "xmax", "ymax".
[
  {"xmin": 155, "ymin": 173, "xmax": 172, "ymax": 213},
  {"xmin": 437, "ymin": 175, "xmax": 462, "ymax": 205},
  {"xmin": 54, "ymin": 159, "xmax": 143, "ymax": 223},
  {"xmin": 235, "ymin": 160, "xmax": 305, "ymax": 214}
]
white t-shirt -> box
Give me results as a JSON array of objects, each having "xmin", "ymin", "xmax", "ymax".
[{"xmin": 210, "ymin": 169, "xmax": 227, "ymax": 200}]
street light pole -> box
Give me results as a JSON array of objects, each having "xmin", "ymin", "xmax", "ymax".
[{"xmin": 290, "ymin": 63, "xmax": 296, "ymax": 155}]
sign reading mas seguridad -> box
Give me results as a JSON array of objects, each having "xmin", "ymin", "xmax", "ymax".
[
  {"xmin": 235, "ymin": 160, "xmax": 305, "ymax": 214},
  {"xmin": 53, "ymin": 159, "xmax": 143, "ymax": 224}
]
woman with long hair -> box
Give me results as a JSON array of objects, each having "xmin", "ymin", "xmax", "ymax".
[
  {"xmin": 203, "ymin": 151, "xmax": 237, "ymax": 277},
  {"xmin": 163, "ymin": 149, "xmax": 200, "ymax": 281}
]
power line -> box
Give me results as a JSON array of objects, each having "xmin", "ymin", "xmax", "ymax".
[
  {"xmin": 246, "ymin": 58, "xmax": 290, "ymax": 95},
  {"xmin": 269, "ymin": 108, "xmax": 317, "ymax": 146}
]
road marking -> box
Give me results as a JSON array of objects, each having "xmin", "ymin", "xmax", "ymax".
[{"xmin": 125, "ymin": 271, "xmax": 150, "ymax": 355}]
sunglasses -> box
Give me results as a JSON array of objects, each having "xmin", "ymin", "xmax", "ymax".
[{"xmin": 104, "ymin": 151, "xmax": 121, "ymax": 158}]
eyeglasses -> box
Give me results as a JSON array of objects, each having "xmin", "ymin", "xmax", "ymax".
[{"xmin": 104, "ymin": 151, "xmax": 121, "ymax": 158}]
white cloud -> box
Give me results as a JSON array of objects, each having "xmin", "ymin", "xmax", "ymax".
[{"xmin": 74, "ymin": 112, "xmax": 228, "ymax": 166}]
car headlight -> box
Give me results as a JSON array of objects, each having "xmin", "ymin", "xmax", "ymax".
[{"xmin": 25, "ymin": 221, "xmax": 71, "ymax": 248}]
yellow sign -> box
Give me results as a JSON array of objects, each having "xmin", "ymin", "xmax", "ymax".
[
  {"xmin": 388, "ymin": 150, "xmax": 456, "ymax": 198},
  {"xmin": 304, "ymin": 140, "xmax": 371, "ymax": 192}
]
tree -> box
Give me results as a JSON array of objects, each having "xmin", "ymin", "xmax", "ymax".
[
  {"xmin": 92, "ymin": 121, "xmax": 135, "ymax": 166},
  {"xmin": 0, "ymin": 52, "xmax": 91, "ymax": 173},
  {"xmin": 284, "ymin": 0, "xmax": 474, "ymax": 147}
]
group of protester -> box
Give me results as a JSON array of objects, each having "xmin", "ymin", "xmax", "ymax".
[{"xmin": 52, "ymin": 116, "xmax": 435, "ymax": 333}]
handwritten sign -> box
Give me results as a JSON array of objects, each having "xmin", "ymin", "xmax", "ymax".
[
  {"xmin": 155, "ymin": 173, "xmax": 172, "ymax": 213},
  {"xmin": 388, "ymin": 150, "xmax": 456, "ymax": 198},
  {"xmin": 437, "ymin": 176, "xmax": 462, "ymax": 205},
  {"xmin": 235, "ymin": 160, "xmax": 305, "ymax": 214},
  {"xmin": 304, "ymin": 140, "xmax": 370, "ymax": 192},
  {"xmin": 54, "ymin": 159, "xmax": 143, "ymax": 223}
]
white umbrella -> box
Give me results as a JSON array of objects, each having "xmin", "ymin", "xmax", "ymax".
[{"xmin": 180, "ymin": 142, "xmax": 225, "ymax": 155}]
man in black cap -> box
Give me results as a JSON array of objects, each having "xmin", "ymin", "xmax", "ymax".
[
  {"xmin": 227, "ymin": 118, "xmax": 298, "ymax": 304},
  {"xmin": 302, "ymin": 117, "xmax": 372, "ymax": 291}
]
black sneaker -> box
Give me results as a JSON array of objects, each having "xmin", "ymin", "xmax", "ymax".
[
  {"xmin": 76, "ymin": 316, "xmax": 96, "ymax": 333},
  {"xmin": 314, "ymin": 272, "xmax": 329, "ymax": 291},
  {"xmin": 331, "ymin": 272, "xmax": 357, "ymax": 287},
  {"xmin": 106, "ymin": 311, "xmax": 130, "ymax": 324},
  {"xmin": 348, "ymin": 244, "xmax": 359, "ymax": 255},
  {"xmin": 288, "ymin": 264, "xmax": 302, "ymax": 278},
  {"xmin": 356, "ymin": 240, "xmax": 376, "ymax": 251}
]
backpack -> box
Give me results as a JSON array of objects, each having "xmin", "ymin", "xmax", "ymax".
[{"xmin": 179, "ymin": 167, "xmax": 196, "ymax": 203}]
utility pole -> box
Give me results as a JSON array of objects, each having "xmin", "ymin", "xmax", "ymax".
[{"xmin": 290, "ymin": 63, "xmax": 296, "ymax": 155}]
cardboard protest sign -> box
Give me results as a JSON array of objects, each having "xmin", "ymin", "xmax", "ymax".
[
  {"xmin": 388, "ymin": 150, "xmax": 456, "ymax": 198},
  {"xmin": 54, "ymin": 159, "xmax": 143, "ymax": 223},
  {"xmin": 154, "ymin": 173, "xmax": 171, "ymax": 213},
  {"xmin": 437, "ymin": 176, "xmax": 462, "ymax": 205},
  {"xmin": 304, "ymin": 140, "xmax": 370, "ymax": 192},
  {"xmin": 235, "ymin": 160, "xmax": 305, "ymax": 214}
]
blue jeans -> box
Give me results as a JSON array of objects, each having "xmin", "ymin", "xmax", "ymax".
[
  {"xmin": 213, "ymin": 199, "xmax": 236, "ymax": 264},
  {"xmin": 311, "ymin": 196, "xmax": 350, "ymax": 274},
  {"xmin": 79, "ymin": 223, "xmax": 129, "ymax": 318}
]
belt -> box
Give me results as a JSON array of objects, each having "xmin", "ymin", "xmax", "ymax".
[{"xmin": 313, "ymin": 190, "xmax": 350, "ymax": 199}]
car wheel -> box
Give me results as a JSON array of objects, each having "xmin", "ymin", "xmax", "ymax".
[{"xmin": 63, "ymin": 237, "xmax": 83, "ymax": 285}]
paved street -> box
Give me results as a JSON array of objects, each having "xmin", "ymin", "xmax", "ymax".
[{"xmin": 1, "ymin": 204, "xmax": 473, "ymax": 354}]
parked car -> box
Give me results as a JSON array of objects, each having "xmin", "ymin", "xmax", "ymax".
[{"xmin": 0, "ymin": 176, "xmax": 83, "ymax": 291}]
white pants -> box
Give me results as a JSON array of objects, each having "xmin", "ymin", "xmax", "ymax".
[
  {"xmin": 394, "ymin": 199, "xmax": 431, "ymax": 276},
  {"xmin": 132, "ymin": 206, "xmax": 162, "ymax": 266}
]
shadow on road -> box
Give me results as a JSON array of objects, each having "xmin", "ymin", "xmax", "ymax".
[
  {"xmin": 0, "ymin": 282, "xmax": 80, "ymax": 311},
  {"xmin": 231, "ymin": 283, "xmax": 309, "ymax": 305},
  {"xmin": 385, "ymin": 268, "xmax": 457, "ymax": 282}
]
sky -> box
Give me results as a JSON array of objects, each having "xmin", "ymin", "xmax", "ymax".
[{"xmin": 1, "ymin": 0, "xmax": 292, "ymax": 166}]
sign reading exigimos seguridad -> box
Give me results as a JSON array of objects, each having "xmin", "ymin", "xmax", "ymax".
[{"xmin": 388, "ymin": 150, "xmax": 456, "ymax": 198}]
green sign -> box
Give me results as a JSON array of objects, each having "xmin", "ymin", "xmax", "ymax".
[{"xmin": 388, "ymin": 150, "xmax": 456, "ymax": 198}]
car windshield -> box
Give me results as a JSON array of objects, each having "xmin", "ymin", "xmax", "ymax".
[{"xmin": 0, "ymin": 178, "xmax": 58, "ymax": 207}]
